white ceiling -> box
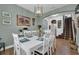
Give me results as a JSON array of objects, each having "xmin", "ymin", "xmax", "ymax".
[{"xmin": 17, "ymin": 4, "xmax": 68, "ymax": 13}]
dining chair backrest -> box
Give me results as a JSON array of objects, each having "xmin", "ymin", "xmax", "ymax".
[
  {"xmin": 12, "ymin": 33, "xmax": 20, "ymax": 55},
  {"xmin": 49, "ymin": 35, "xmax": 55, "ymax": 47},
  {"xmin": 42, "ymin": 37, "xmax": 49, "ymax": 53},
  {"xmin": 23, "ymin": 30, "xmax": 28, "ymax": 36},
  {"xmin": 42, "ymin": 31, "xmax": 56, "ymax": 55},
  {"xmin": 23, "ymin": 31, "xmax": 32, "ymax": 37},
  {"xmin": 44, "ymin": 33, "xmax": 50, "ymax": 38},
  {"xmin": 32, "ymin": 31, "xmax": 38, "ymax": 36}
]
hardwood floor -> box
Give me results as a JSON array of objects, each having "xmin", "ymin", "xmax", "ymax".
[
  {"xmin": 0, "ymin": 48, "xmax": 14, "ymax": 55},
  {"xmin": 55, "ymin": 38, "xmax": 78, "ymax": 55},
  {"xmin": 0, "ymin": 38, "xmax": 78, "ymax": 55}
]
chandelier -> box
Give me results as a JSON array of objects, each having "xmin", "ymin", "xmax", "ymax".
[{"xmin": 34, "ymin": 4, "xmax": 43, "ymax": 16}]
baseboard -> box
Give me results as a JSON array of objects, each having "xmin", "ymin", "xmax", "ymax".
[{"xmin": 0, "ymin": 45, "xmax": 13, "ymax": 51}]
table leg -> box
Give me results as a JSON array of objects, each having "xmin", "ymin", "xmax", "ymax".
[{"xmin": 3, "ymin": 43, "xmax": 5, "ymax": 51}]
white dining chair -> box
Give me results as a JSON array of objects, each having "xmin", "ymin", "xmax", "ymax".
[
  {"xmin": 12, "ymin": 33, "xmax": 21, "ymax": 55},
  {"xmin": 43, "ymin": 33, "xmax": 55, "ymax": 55},
  {"xmin": 49, "ymin": 35, "xmax": 55, "ymax": 55},
  {"xmin": 34, "ymin": 37, "xmax": 49, "ymax": 55},
  {"xmin": 12, "ymin": 33, "xmax": 33, "ymax": 55}
]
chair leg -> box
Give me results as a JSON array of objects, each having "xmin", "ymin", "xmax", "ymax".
[
  {"xmin": 48, "ymin": 49, "xmax": 49, "ymax": 55},
  {"xmin": 0, "ymin": 51, "xmax": 1, "ymax": 55},
  {"xmin": 47, "ymin": 49, "xmax": 49, "ymax": 55},
  {"xmin": 49, "ymin": 47, "xmax": 52, "ymax": 55},
  {"xmin": 14, "ymin": 49, "xmax": 16, "ymax": 55},
  {"xmin": 3, "ymin": 43, "xmax": 5, "ymax": 51},
  {"xmin": 32, "ymin": 51, "xmax": 34, "ymax": 55},
  {"xmin": 50, "ymin": 47, "xmax": 54, "ymax": 55}
]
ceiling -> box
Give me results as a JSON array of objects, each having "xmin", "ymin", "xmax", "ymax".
[{"xmin": 17, "ymin": 4, "xmax": 68, "ymax": 13}]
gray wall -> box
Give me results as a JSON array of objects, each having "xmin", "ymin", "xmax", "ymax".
[{"xmin": 0, "ymin": 4, "xmax": 34, "ymax": 47}]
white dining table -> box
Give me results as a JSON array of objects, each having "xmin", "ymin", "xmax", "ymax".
[{"xmin": 19, "ymin": 36, "xmax": 43, "ymax": 55}]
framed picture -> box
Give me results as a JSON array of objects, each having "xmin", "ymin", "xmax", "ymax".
[
  {"xmin": 2, "ymin": 11, "xmax": 11, "ymax": 17},
  {"xmin": 3, "ymin": 17, "xmax": 11, "ymax": 24},
  {"xmin": 2, "ymin": 11, "xmax": 11, "ymax": 24},
  {"xmin": 58, "ymin": 20, "xmax": 61, "ymax": 28},
  {"xmin": 17, "ymin": 15, "xmax": 31, "ymax": 26},
  {"xmin": 32, "ymin": 18, "xmax": 35, "ymax": 25}
]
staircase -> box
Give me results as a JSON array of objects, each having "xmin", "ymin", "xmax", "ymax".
[
  {"xmin": 63, "ymin": 17, "xmax": 73, "ymax": 40},
  {"xmin": 56, "ymin": 17, "xmax": 73, "ymax": 39},
  {"xmin": 63, "ymin": 16, "xmax": 77, "ymax": 50}
]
